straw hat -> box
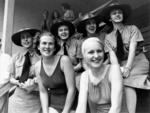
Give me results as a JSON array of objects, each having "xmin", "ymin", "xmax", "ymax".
[
  {"xmin": 12, "ymin": 28, "xmax": 40, "ymax": 46},
  {"xmin": 76, "ymin": 13, "xmax": 105, "ymax": 36},
  {"xmin": 101, "ymin": 2, "xmax": 132, "ymax": 23}
]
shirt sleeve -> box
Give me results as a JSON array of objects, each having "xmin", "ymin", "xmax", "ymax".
[{"xmin": 130, "ymin": 25, "xmax": 144, "ymax": 43}]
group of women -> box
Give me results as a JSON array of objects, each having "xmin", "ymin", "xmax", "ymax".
[{"xmin": 1, "ymin": 2, "xmax": 150, "ymax": 113}]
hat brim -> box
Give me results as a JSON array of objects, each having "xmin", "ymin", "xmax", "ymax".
[
  {"xmin": 77, "ymin": 15, "xmax": 104, "ymax": 35},
  {"xmin": 12, "ymin": 28, "xmax": 40, "ymax": 46},
  {"xmin": 102, "ymin": 4, "xmax": 132, "ymax": 23},
  {"xmin": 50, "ymin": 21, "xmax": 75, "ymax": 38}
]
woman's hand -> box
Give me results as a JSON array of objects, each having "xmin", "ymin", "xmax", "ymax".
[
  {"xmin": 122, "ymin": 67, "xmax": 131, "ymax": 78},
  {"xmin": 20, "ymin": 78, "xmax": 37, "ymax": 92},
  {"xmin": 10, "ymin": 77, "xmax": 20, "ymax": 86}
]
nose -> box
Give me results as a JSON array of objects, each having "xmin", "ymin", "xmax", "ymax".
[
  {"xmin": 45, "ymin": 43, "xmax": 50, "ymax": 48},
  {"xmin": 93, "ymin": 52, "xmax": 99, "ymax": 58}
]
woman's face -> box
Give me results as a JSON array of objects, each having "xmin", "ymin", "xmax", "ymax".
[
  {"xmin": 84, "ymin": 41, "xmax": 104, "ymax": 68},
  {"xmin": 86, "ymin": 19, "xmax": 97, "ymax": 34},
  {"xmin": 21, "ymin": 32, "xmax": 33, "ymax": 49},
  {"xmin": 110, "ymin": 9, "xmax": 123, "ymax": 23},
  {"xmin": 58, "ymin": 25, "xmax": 69, "ymax": 40},
  {"xmin": 38, "ymin": 34, "xmax": 55, "ymax": 57}
]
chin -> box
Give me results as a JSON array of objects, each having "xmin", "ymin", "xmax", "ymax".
[{"xmin": 61, "ymin": 37, "xmax": 69, "ymax": 40}]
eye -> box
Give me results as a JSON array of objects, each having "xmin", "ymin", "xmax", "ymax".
[
  {"xmin": 97, "ymin": 49, "xmax": 103, "ymax": 53},
  {"xmin": 88, "ymin": 50, "xmax": 94, "ymax": 54},
  {"xmin": 41, "ymin": 41, "xmax": 47, "ymax": 45}
]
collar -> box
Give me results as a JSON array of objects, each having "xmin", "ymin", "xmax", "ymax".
[
  {"xmin": 113, "ymin": 24, "xmax": 125, "ymax": 33},
  {"xmin": 22, "ymin": 50, "xmax": 36, "ymax": 57}
]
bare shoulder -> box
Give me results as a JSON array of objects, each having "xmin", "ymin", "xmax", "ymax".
[
  {"xmin": 80, "ymin": 71, "xmax": 89, "ymax": 84},
  {"xmin": 60, "ymin": 55, "xmax": 71, "ymax": 64}
]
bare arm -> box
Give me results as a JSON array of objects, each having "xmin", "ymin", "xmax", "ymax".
[
  {"xmin": 109, "ymin": 65, "xmax": 123, "ymax": 113},
  {"xmin": 75, "ymin": 72, "xmax": 88, "ymax": 113},
  {"xmin": 123, "ymin": 41, "xmax": 137, "ymax": 78},
  {"xmin": 35, "ymin": 63, "xmax": 49, "ymax": 113},
  {"xmin": 61, "ymin": 56, "xmax": 76, "ymax": 113},
  {"xmin": 108, "ymin": 49, "xmax": 123, "ymax": 113}
]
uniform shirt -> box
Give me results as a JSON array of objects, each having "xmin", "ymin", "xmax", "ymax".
[{"xmin": 10, "ymin": 51, "xmax": 40, "ymax": 79}]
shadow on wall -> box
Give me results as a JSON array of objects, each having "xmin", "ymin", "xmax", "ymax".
[{"xmin": 127, "ymin": 2, "xmax": 150, "ymax": 28}]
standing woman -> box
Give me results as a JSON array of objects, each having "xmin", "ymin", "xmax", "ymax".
[
  {"xmin": 76, "ymin": 37, "xmax": 123, "ymax": 113},
  {"xmin": 8, "ymin": 28, "xmax": 42, "ymax": 113},
  {"xmin": 102, "ymin": 2, "xmax": 150, "ymax": 113},
  {"xmin": 34, "ymin": 32, "xmax": 75, "ymax": 113}
]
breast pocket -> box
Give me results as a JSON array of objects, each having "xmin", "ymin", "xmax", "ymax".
[{"xmin": 15, "ymin": 62, "xmax": 23, "ymax": 78}]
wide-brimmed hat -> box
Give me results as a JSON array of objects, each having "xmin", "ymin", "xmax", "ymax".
[
  {"xmin": 101, "ymin": 2, "xmax": 132, "ymax": 23},
  {"xmin": 50, "ymin": 19, "xmax": 75, "ymax": 38},
  {"xmin": 12, "ymin": 28, "xmax": 40, "ymax": 46},
  {"xmin": 76, "ymin": 13, "xmax": 106, "ymax": 35}
]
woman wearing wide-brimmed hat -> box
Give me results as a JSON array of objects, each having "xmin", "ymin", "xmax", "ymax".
[
  {"xmin": 8, "ymin": 28, "xmax": 42, "ymax": 113},
  {"xmin": 76, "ymin": 13, "xmax": 106, "ymax": 39},
  {"xmin": 102, "ymin": 2, "xmax": 150, "ymax": 113},
  {"xmin": 50, "ymin": 19, "xmax": 79, "ymax": 65}
]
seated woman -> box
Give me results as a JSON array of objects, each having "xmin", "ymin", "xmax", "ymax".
[
  {"xmin": 75, "ymin": 37, "xmax": 123, "ymax": 113},
  {"xmin": 102, "ymin": 2, "xmax": 150, "ymax": 113},
  {"xmin": 34, "ymin": 32, "xmax": 76, "ymax": 113}
]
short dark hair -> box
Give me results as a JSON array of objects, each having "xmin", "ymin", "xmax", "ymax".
[{"xmin": 39, "ymin": 32, "xmax": 60, "ymax": 55}]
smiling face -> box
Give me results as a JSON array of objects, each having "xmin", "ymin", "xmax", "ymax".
[
  {"xmin": 58, "ymin": 25, "xmax": 69, "ymax": 40},
  {"xmin": 83, "ymin": 39, "xmax": 104, "ymax": 68},
  {"xmin": 85, "ymin": 19, "xmax": 97, "ymax": 34},
  {"xmin": 38, "ymin": 34, "xmax": 55, "ymax": 57},
  {"xmin": 109, "ymin": 9, "xmax": 123, "ymax": 23},
  {"xmin": 21, "ymin": 32, "xmax": 33, "ymax": 49}
]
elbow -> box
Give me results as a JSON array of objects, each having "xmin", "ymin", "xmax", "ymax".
[
  {"xmin": 68, "ymin": 86, "xmax": 76, "ymax": 97},
  {"xmin": 110, "ymin": 105, "xmax": 122, "ymax": 113}
]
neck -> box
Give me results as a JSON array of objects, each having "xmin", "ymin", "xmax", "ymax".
[
  {"xmin": 112, "ymin": 22, "xmax": 124, "ymax": 31},
  {"xmin": 90, "ymin": 64, "xmax": 105, "ymax": 77},
  {"xmin": 42, "ymin": 55, "xmax": 55, "ymax": 65},
  {"xmin": 87, "ymin": 32, "xmax": 95, "ymax": 37}
]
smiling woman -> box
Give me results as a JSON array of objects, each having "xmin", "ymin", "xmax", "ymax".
[
  {"xmin": 8, "ymin": 28, "xmax": 41, "ymax": 113},
  {"xmin": 76, "ymin": 37, "xmax": 123, "ymax": 113},
  {"xmin": 34, "ymin": 32, "xmax": 76, "ymax": 113}
]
